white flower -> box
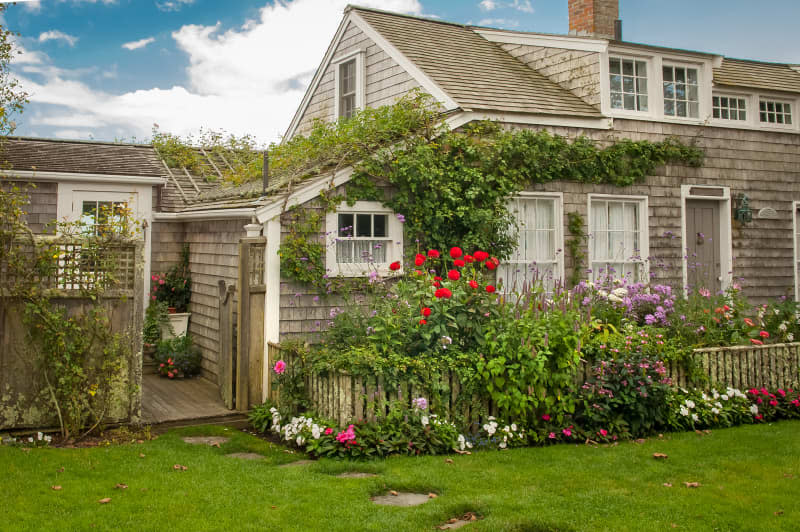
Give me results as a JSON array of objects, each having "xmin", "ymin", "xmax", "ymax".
[
  {"xmin": 701, "ymin": 393, "xmax": 709, "ymax": 401},
  {"xmin": 511, "ymin": 423, "xmax": 517, "ymax": 431},
  {"xmin": 774, "ymin": 308, "xmax": 781, "ymax": 315},
  {"xmin": 711, "ymin": 408, "xmax": 720, "ymax": 415},
  {"xmin": 750, "ymin": 405, "xmax": 759, "ymax": 414},
  {"xmin": 311, "ymin": 424, "xmax": 321, "ymax": 439},
  {"xmin": 720, "ymin": 394, "xmax": 729, "ymax": 401},
  {"xmin": 680, "ymin": 406, "xmax": 689, "ymax": 417},
  {"xmin": 44, "ymin": 435, "xmax": 52, "ymax": 443},
  {"xmin": 715, "ymin": 402, "xmax": 723, "ymax": 409},
  {"xmin": 486, "ymin": 424, "xmax": 496, "ymax": 436},
  {"xmin": 28, "ymin": 437, "xmax": 33, "ymax": 443},
  {"xmin": 788, "ymin": 333, "xmax": 795, "ymax": 342},
  {"xmin": 37, "ymin": 432, "xmax": 43, "ymax": 441},
  {"xmin": 273, "ymin": 424, "xmax": 281, "ymax": 433},
  {"xmin": 608, "ymin": 294, "xmax": 623, "ymax": 303},
  {"xmin": 488, "ymin": 416, "xmax": 496, "ymax": 421},
  {"xmin": 779, "ymin": 322, "xmax": 788, "ymax": 332},
  {"xmin": 711, "ymin": 390, "xmax": 719, "ymax": 399},
  {"xmin": 457, "ymin": 434, "xmax": 467, "ymax": 451},
  {"xmin": 498, "ymin": 441, "xmax": 507, "ymax": 449},
  {"xmin": 691, "ymin": 413, "xmax": 699, "ymax": 422},
  {"xmin": 296, "ymin": 435, "xmax": 305, "ymax": 446},
  {"xmin": 598, "ymin": 290, "xmax": 608, "ymax": 298},
  {"xmin": 421, "ymin": 416, "xmax": 429, "ymax": 426},
  {"xmin": 685, "ymin": 400, "xmax": 696, "ymax": 409},
  {"xmin": 612, "ymin": 287, "xmax": 628, "ymax": 298}
]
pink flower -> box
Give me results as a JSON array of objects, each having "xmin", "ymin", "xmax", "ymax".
[
  {"xmin": 759, "ymin": 330, "xmax": 770, "ymax": 338},
  {"xmin": 548, "ymin": 432, "xmax": 556, "ymax": 439},
  {"xmin": 541, "ymin": 414, "xmax": 550, "ymax": 421},
  {"xmin": 760, "ymin": 388, "xmax": 769, "ymax": 396},
  {"xmin": 750, "ymin": 339, "xmax": 763, "ymax": 345},
  {"xmin": 770, "ymin": 400, "xmax": 778, "ymax": 406},
  {"xmin": 777, "ymin": 389, "xmax": 786, "ymax": 397},
  {"xmin": 273, "ymin": 360, "xmax": 286, "ymax": 375},
  {"xmin": 324, "ymin": 427, "xmax": 333, "ymax": 435},
  {"xmin": 562, "ymin": 428, "xmax": 572, "ymax": 437},
  {"xmin": 598, "ymin": 429, "xmax": 608, "ymax": 437},
  {"xmin": 791, "ymin": 399, "xmax": 799, "ymax": 407}
]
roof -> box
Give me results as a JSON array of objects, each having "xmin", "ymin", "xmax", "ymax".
[
  {"xmin": 353, "ymin": 7, "xmax": 603, "ymax": 118},
  {"xmin": 714, "ymin": 58, "xmax": 800, "ymax": 94},
  {"xmin": 0, "ymin": 137, "xmax": 166, "ymax": 177}
]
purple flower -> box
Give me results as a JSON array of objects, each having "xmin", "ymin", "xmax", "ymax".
[{"xmin": 396, "ymin": 214, "xmax": 406, "ymax": 223}]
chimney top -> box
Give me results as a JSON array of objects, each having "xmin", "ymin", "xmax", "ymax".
[{"xmin": 568, "ymin": 0, "xmax": 619, "ymax": 39}]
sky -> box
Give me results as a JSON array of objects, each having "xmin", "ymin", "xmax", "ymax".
[{"xmin": 2, "ymin": 0, "xmax": 799, "ymax": 145}]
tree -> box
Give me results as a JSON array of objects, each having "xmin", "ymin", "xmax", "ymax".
[{"xmin": 0, "ymin": 4, "xmax": 27, "ymax": 135}]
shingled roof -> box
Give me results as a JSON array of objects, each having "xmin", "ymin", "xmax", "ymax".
[
  {"xmin": 353, "ymin": 7, "xmax": 603, "ymax": 118},
  {"xmin": 0, "ymin": 137, "xmax": 166, "ymax": 177},
  {"xmin": 714, "ymin": 58, "xmax": 800, "ymax": 94}
]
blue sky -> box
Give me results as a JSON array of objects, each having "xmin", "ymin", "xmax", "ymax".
[{"xmin": 3, "ymin": 0, "xmax": 798, "ymax": 143}]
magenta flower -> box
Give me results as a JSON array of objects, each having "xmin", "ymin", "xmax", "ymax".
[
  {"xmin": 273, "ymin": 360, "xmax": 286, "ymax": 375},
  {"xmin": 548, "ymin": 432, "xmax": 556, "ymax": 439},
  {"xmin": 562, "ymin": 428, "xmax": 572, "ymax": 437},
  {"xmin": 598, "ymin": 429, "xmax": 608, "ymax": 437},
  {"xmin": 324, "ymin": 427, "xmax": 333, "ymax": 435},
  {"xmin": 541, "ymin": 414, "xmax": 550, "ymax": 421}
]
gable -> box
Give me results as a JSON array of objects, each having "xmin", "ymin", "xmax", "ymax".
[{"xmin": 286, "ymin": 19, "xmax": 423, "ymax": 140}]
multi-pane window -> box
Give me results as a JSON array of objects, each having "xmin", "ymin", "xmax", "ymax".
[
  {"xmin": 796, "ymin": 206, "xmax": 800, "ymax": 303},
  {"xmin": 336, "ymin": 212, "xmax": 390, "ymax": 264},
  {"xmin": 499, "ymin": 196, "xmax": 561, "ymax": 292},
  {"xmin": 713, "ymin": 95, "xmax": 747, "ymax": 121},
  {"xmin": 338, "ymin": 59, "xmax": 357, "ymax": 120},
  {"xmin": 609, "ymin": 57, "xmax": 648, "ymax": 111},
  {"xmin": 759, "ymin": 99, "xmax": 792, "ymax": 125},
  {"xmin": 80, "ymin": 201, "xmax": 128, "ymax": 235},
  {"xmin": 589, "ymin": 198, "xmax": 646, "ymax": 281},
  {"xmin": 663, "ymin": 65, "xmax": 699, "ymax": 118}
]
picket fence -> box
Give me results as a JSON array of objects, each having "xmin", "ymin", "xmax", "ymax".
[{"xmin": 271, "ymin": 342, "xmax": 800, "ymax": 426}]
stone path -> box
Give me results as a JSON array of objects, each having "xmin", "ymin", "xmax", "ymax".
[
  {"xmin": 181, "ymin": 436, "xmax": 229, "ymax": 445},
  {"xmin": 278, "ymin": 459, "xmax": 315, "ymax": 468},
  {"xmin": 371, "ymin": 492, "xmax": 430, "ymax": 507},
  {"xmin": 225, "ymin": 452, "xmax": 265, "ymax": 460}
]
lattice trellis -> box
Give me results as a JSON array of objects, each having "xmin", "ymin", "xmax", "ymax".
[
  {"xmin": 248, "ymin": 243, "xmax": 265, "ymax": 287},
  {"xmin": 52, "ymin": 243, "xmax": 137, "ymax": 292}
]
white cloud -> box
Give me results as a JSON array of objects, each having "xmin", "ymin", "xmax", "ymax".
[
  {"xmin": 19, "ymin": 0, "xmax": 42, "ymax": 14},
  {"xmin": 16, "ymin": 0, "xmax": 423, "ymax": 142},
  {"xmin": 155, "ymin": 0, "xmax": 194, "ymax": 12},
  {"xmin": 511, "ymin": 0, "xmax": 533, "ymax": 13},
  {"xmin": 478, "ymin": 0, "xmax": 533, "ymax": 14},
  {"xmin": 122, "ymin": 37, "xmax": 155, "ymax": 50},
  {"xmin": 479, "ymin": 0, "xmax": 496, "ymax": 10},
  {"xmin": 478, "ymin": 18, "xmax": 520, "ymax": 28},
  {"xmin": 38, "ymin": 30, "xmax": 78, "ymax": 46}
]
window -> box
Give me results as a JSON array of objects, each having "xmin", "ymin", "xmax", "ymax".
[
  {"xmin": 759, "ymin": 99, "xmax": 792, "ymax": 125},
  {"xmin": 338, "ymin": 59, "xmax": 357, "ymax": 120},
  {"xmin": 325, "ymin": 201, "xmax": 403, "ymax": 276},
  {"xmin": 663, "ymin": 65, "xmax": 699, "ymax": 118},
  {"xmin": 795, "ymin": 204, "xmax": 800, "ymax": 303},
  {"xmin": 713, "ymin": 95, "xmax": 747, "ymax": 121},
  {"xmin": 80, "ymin": 200, "xmax": 128, "ymax": 235},
  {"xmin": 589, "ymin": 197, "xmax": 647, "ymax": 281},
  {"xmin": 499, "ymin": 195, "xmax": 563, "ymax": 292},
  {"xmin": 609, "ymin": 57, "xmax": 648, "ymax": 112}
]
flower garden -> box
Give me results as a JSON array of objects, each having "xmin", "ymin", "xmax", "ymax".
[{"xmin": 251, "ymin": 246, "xmax": 800, "ymax": 459}]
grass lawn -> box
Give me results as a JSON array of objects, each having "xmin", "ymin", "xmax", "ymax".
[{"xmin": 3, "ymin": 421, "xmax": 800, "ymax": 531}]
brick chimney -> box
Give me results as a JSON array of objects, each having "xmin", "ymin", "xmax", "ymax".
[{"xmin": 568, "ymin": 0, "xmax": 619, "ymax": 39}]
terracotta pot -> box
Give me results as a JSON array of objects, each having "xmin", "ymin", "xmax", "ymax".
[{"xmin": 167, "ymin": 307, "xmax": 177, "ymax": 314}]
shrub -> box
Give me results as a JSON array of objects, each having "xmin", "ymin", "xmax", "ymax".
[
  {"xmin": 143, "ymin": 301, "xmax": 171, "ymax": 345},
  {"xmin": 154, "ymin": 335, "xmax": 202, "ymax": 378},
  {"xmin": 666, "ymin": 387, "xmax": 752, "ymax": 431}
]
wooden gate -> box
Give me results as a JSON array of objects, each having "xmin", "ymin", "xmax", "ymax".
[{"xmin": 218, "ymin": 237, "xmax": 266, "ymax": 412}]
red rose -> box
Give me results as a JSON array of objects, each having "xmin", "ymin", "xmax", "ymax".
[
  {"xmin": 414, "ymin": 254, "xmax": 426, "ymax": 266},
  {"xmin": 486, "ymin": 257, "xmax": 499, "ymax": 270},
  {"xmin": 473, "ymin": 250, "xmax": 489, "ymax": 262},
  {"xmin": 415, "ymin": 270, "xmax": 423, "ymax": 275},
  {"xmin": 453, "ymin": 259, "xmax": 465, "ymax": 267},
  {"xmin": 389, "ymin": 261, "xmax": 401, "ymax": 271},
  {"xmin": 435, "ymin": 288, "xmax": 452, "ymax": 299},
  {"xmin": 759, "ymin": 330, "xmax": 769, "ymax": 338},
  {"xmin": 433, "ymin": 281, "xmax": 441, "ymax": 288},
  {"xmin": 434, "ymin": 276, "xmax": 443, "ymax": 281},
  {"xmin": 469, "ymin": 280, "xmax": 478, "ymax": 289},
  {"xmin": 751, "ymin": 338, "xmax": 763, "ymax": 345},
  {"xmin": 449, "ymin": 247, "xmax": 463, "ymax": 259},
  {"xmin": 485, "ymin": 285, "xmax": 496, "ymax": 293},
  {"xmin": 464, "ymin": 254, "xmax": 475, "ymax": 263},
  {"xmin": 427, "ymin": 249, "xmax": 440, "ymax": 258},
  {"xmin": 421, "ymin": 307, "xmax": 432, "ymax": 317},
  {"xmin": 419, "ymin": 319, "xmax": 427, "ymax": 325},
  {"xmin": 447, "ymin": 270, "xmax": 460, "ymax": 281}
]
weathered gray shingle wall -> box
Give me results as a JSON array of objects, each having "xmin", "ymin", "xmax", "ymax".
[{"xmin": 2, "ymin": 181, "xmax": 58, "ymax": 234}]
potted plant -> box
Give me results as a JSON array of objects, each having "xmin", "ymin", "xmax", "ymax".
[
  {"xmin": 143, "ymin": 301, "xmax": 171, "ymax": 356},
  {"xmin": 150, "ymin": 244, "xmax": 192, "ymax": 338},
  {"xmin": 153, "ymin": 335, "xmax": 202, "ymax": 379}
]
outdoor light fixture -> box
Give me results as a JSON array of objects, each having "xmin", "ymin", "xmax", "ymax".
[{"xmin": 734, "ymin": 193, "xmax": 753, "ymax": 224}]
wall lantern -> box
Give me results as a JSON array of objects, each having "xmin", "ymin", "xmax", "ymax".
[{"xmin": 734, "ymin": 193, "xmax": 753, "ymax": 224}]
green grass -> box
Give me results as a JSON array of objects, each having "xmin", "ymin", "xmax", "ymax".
[{"xmin": 3, "ymin": 422, "xmax": 800, "ymax": 531}]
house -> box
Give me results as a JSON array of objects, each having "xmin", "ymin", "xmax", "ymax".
[{"xmin": 6, "ymin": 0, "xmax": 800, "ymax": 413}]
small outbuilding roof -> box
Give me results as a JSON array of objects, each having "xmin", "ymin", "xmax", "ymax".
[{"xmin": 713, "ymin": 58, "xmax": 800, "ymax": 94}]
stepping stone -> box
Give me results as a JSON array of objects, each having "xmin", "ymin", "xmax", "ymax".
[
  {"xmin": 225, "ymin": 452, "xmax": 264, "ymax": 460},
  {"xmin": 438, "ymin": 516, "xmax": 476, "ymax": 529},
  {"xmin": 336, "ymin": 472, "xmax": 377, "ymax": 478},
  {"xmin": 278, "ymin": 459, "xmax": 315, "ymax": 468},
  {"xmin": 371, "ymin": 492, "xmax": 430, "ymax": 507},
  {"xmin": 182, "ymin": 436, "xmax": 230, "ymax": 446}
]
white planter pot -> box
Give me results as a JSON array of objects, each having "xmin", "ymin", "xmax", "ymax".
[{"xmin": 161, "ymin": 312, "xmax": 191, "ymax": 339}]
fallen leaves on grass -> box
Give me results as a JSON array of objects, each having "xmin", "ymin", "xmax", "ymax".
[
  {"xmin": 57, "ymin": 467, "xmax": 64, "ymax": 473},
  {"xmin": 139, "ymin": 453, "xmax": 145, "ymax": 458},
  {"xmin": 662, "ymin": 483, "xmax": 672, "ymax": 488},
  {"xmin": 51, "ymin": 485, "xmax": 62, "ymax": 491},
  {"xmin": 98, "ymin": 498, "xmax": 111, "ymax": 504},
  {"xmin": 653, "ymin": 453, "xmax": 668, "ymax": 460},
  {"xmin": 389, "ymin": 490, "xmax": 398, "ymax": 496},
  {"xmin": 775, "ymin": 510, "xmax": 784, "ymax": 516},
  {"xmin": 683, "ymin": 482, "xmax": 701, "ymax": 488},
  {"xmin": 210, "ymin": 442, "xmax": 221, "ymax": 448},
  {"xmin": 634, "ymin": 439, "xmax": 646, "ymax": 444},
  {"xmin": 114, "ymin": 484, "xmax": 128, "ymax": 490},
  {"xmin": 172, "ymin": 464, "xmax": 188, "ymax": 471},
  {"xmin": 445, "ymin": 458, "xmax": 454, "ymax": 464},
  {"xmin": 428, "ymin": 493, "xmax": 438, "ymax": 499}
]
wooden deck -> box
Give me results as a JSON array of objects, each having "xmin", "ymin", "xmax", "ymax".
[{"xmin": 141, "ymin": 374, "xmax": 235, "ymax": 425}]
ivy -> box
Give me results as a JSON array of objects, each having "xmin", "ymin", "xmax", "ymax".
[
  {"xmin": 278, "ymin": 207, "xmax": 326, "ymax": 290},
  {"xmin": 566, "ymin": 212, "xmax": 587, "ymax": 287}
]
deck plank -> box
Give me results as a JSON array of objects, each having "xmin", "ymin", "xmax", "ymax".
[{"xmin": 141, "ymin": 374, "xmax": 233, "ymax": 424}]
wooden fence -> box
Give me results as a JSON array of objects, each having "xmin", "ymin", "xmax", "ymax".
[{"xmin": 273, "ymin": 343, "xmax": 800, "ymax": 426}]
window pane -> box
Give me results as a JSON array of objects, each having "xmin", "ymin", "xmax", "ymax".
[
  {"xmin": 637, "ymin": 95, "xmax": 648, "ymax": 111},
  {"xmin": 664, "ymin": 99, "xmax": 675, "ymax": 116},
  {"xmin": 663, "ymin": 82, "xmax": 674, "ymax": 99},
  {"xmin": 338, "ymin": 214, "xmax": 354, "ymax": 237},
  {"xmin": 662, "ymin": 66, "xmax": 673, "ymax": 82},
  {"xmin": 675, "ymin": 68, "xmax": 685, "ymax": 83},
  {"xmin": 622, "ymin": 60, "xmax": 634, "ymax": 76},
  {"xmin": 356, "ymin": 214, "xmax": 371, "ymax": 237},
  {"xmin": 610, "ymin": 74, "xmax": 622, "ymax": 92},
  {"xmin": 635, "ymin": 61, "xmax": 647, "ymax": 77},
  {"xmin": 713, "ymin": 108, "xmax": 720, "ymax": 119},
  {"xmin": 373, "ymin": 215, "xmax": 387, "ymax": 237},
  {"xmin": 609, "ymin": 58, "xmax": 620, "ymax": 74},
  {"xmin": 636, "ymin": 78, "xmax": 647, "ymax": 94},
  {"xmin": 624, "ymin": 94, "xmax": 635, "ymax": 110},
  {"xmin": 623, "ymin": 75, "xmax": 634, "ymax": 93},
  {"xmin": 739, "ymin": 110, "xmax": 746, "ymax": 121},
  {"xmin": 611, "ymin": 92, "xmax": 623, "ymax": 109},
  {"xmin": 687, "ymin": 68, "xmax": 697, "ymax": 84},
  {"xmin": 689, "ymin": 102, "xmax": 699, "ymax": 118},
  {"xmin": 676, "ymin": 101, "xmax": 687, "ymax": 117}
]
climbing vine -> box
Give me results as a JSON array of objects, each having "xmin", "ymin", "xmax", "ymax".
[{"xmin": 566, "ymin": 212, "xmax": 587, "ymax": 287}]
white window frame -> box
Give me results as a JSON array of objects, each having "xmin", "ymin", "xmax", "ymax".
[
  {"xmin": 501, "ymin": 192, "xmax": 564, "ymax": 292},
  {"xmin": 607, "ymin": 55, "xmax": 651, "ymax": 116},
  {"xmin": 758, "ymin": 96, "xmax": 795, "ymax": 130},
  {"xmin": 332, "ymin": 49, "xmax": 366, "ymax": 121},
  {"xmin": 794, "ymin": 201, "xmax": 800, "ymax": 302},
  {"xmin": 679, "ymin": 185, "xmax": 733, "ymax": 297},
  {"xmin": 325, "ymin": 201, "xmax": 403, "ymax": 277},
  {"xmin": 661, "ymin": 61, "xmax": 703, "ymax": 120},
  {"xmin": 711, "ymin": 92, "xmax": 750, "ymax": 124},
  {"xmin": 587, "ymin": 194, "xmax": 649, "ymax": 282}
]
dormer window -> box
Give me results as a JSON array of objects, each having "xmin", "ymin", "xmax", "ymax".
[
  {"xmin": 609, "ymin": 57, "xmax": 648, "ymax": 111},
  {"xmin": 333, "ymin": 50, "xmax": 365, "ymax": 121},
  {"xmin": 663, "ymin": 65, "xmax": 699, "ymax": 118},
  {"xmin": 759, "ymin": 99, "xmax": 792, "ymax": 126},
  {"xmin": 712, "ymin": 95, "xmax": 747, "ymax": 121}
]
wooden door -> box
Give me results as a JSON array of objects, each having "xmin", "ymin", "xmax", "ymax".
[{"xmin": 686, "ymin": 199, "xmax": 721, "ymax": 294}]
